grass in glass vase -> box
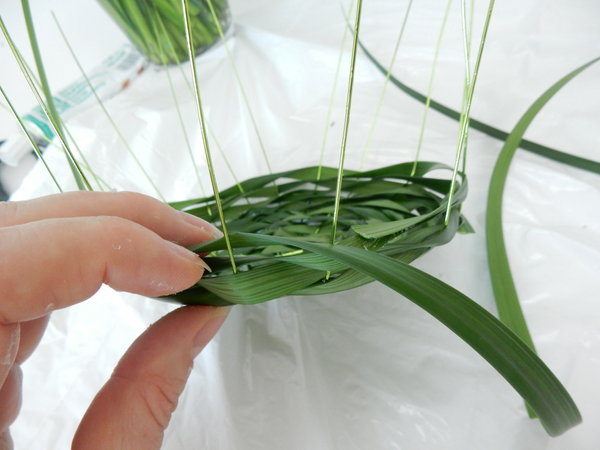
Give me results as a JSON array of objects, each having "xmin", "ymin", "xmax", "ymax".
[{"xmin": 97, "ymin": 0, "xmax": 231, "ymax": 64}]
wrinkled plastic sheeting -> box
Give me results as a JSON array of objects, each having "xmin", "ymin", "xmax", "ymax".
[{"xmin": 6, "ymin": 0, "xmax": 600, "ymax": 448}]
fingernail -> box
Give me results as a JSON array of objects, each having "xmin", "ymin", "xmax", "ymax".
[
  {"xmin": 191, "ymin": 307, "xmax": 231, "ymax": 358},
  {"xmin": 180, "ymin": 212, "xmax": 224, "ymax": 239},
  {"xmin": 168, "ymin": 241, "xmax": 212, "ymax": 272}
]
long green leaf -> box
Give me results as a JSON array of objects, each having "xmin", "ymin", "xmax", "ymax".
[
  {"xmin": 486, "ymin": 57, "xmax": 600, "ymax": 352},
  {"xmin": 331, "ymin": 0, "xmax": 364, "ymax": 244},
  {"xmin": 0, "ymin": 10, "xmax": 90, "ymax": 191},
  {"xmin": 360, "ymin": 40, "xmax": 600, "ymax": 175},
  {"xmin": 182, "ymin": 0, "xmax": 236, "ymax": 271},
  {"xmin": 19, "ymin": 0, "xmax": 90, "ymax": 190},
  {"xmin": 168, "ymin": 231, "xmax": 581, "ymax": 436},
  {"xmin": 0, "ymin": 85, "xmax": 62, "ymax": 191}
]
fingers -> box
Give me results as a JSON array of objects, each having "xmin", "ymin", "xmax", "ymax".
[
  {"xmin": 0, "ymin": 323, "xmax": 19, "ymax": 388},
  {"xmin": 0, "ymin": 191, "xmax": 222, "ymax": 247},
  {"xmin": 0, "ymin": 191, "xmax": 225, "ymax": 448},
  {"xmin": 73, "ymin": 306, "xmax": 230, "ymax": 450},
  {"xmin": 0, "ymin": 431, "xmax": 13, "ymax": 450},
  {"xmin": 14, "ymin": 316, "xmax": 50, "ymax": 365},
  {"xmin": 0, "ymin": 216, "xmax": 207, "ymax": 324},
  {"xmin": 0, "ymin": 365, "xmax": 22, "ymax": 442},
  {"xmin": 0, "ymin": 316, "xmax": 48, "ymax": 434}
]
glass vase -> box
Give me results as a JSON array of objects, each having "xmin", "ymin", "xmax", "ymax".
[{"xmin": 98, "ymin": 0, "xmax": 232, "ymax": 65}]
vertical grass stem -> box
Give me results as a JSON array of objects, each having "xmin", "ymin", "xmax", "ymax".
[
  {"xmin": 318, "ymin": 0, "xmax": 355, "ymax": 180},
  {"xmin": 182, "ymin": 0, "xmax": 236, "ymax": 272},
  {"xmin": 206, "ymin": 0, "xmax": 273, "ymax": 176},
  {"xmin": 330, "ymin": 0, "xmax": 364, "ymax": 245},
  {"xmin": 410, "ymin": 0, "xmax": 453, "ymax": 177},
  {"xmin": 360, "ymin": 0, "xmax": 413, "ymax": 170},
  {"xmin": 18, "ymin": 1, "xmax": 90, "ymax": 191},
  {"xmin": 444, "ymin": 0, "xmax": 495, "ymax": 225},
  {"xmin": 0, "ymin": 84, "xmax": 62, "ymax": 191},
  {"xmin": 52, "ymin": 13, "xmax": 166, "ymax": 201}
]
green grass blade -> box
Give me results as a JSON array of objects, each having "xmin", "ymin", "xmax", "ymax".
[
  {"xmin": 52, "ymin": 13, "xmax": 166, "ymax": 201},
  {"xmin": 185, "ymin": 262, "xmax": 327, "ymax": 305},
  {"xmin": 2, "ymin": 7, "xmax": 90, "ymax": 190},
  {"xmin": 0, "ymin": 84, "xmax": 62, "ymax": 191},
  {"xmin": 152, "ymin": 12, "xmax": 207, "ymax": 200},
  {"xmin": 206, "ymin": 0, "xmax": 272, "ymax": 175},
  {"xmin": 444, "ymin": 0, "xmax": 495, "ymax": 224},
  {"xmin": 411, "ymin": 0, "xmax": 452, "ymax": 175},
  {"xmin": 486, "ymin": 57, "xmax": 600, "ymax": 353},
  {"xmin": 319, "ymin": 0, "xmax": 355, "ymax": 179},
  {"xmin": 182, "ymin": 0, "xmax": 236, "ymax": 272},
  {"xmin": 331, "ymin": 0, "xmax": 364, "ymax": 244},
  {"xmin": 359, "ymin": 40, "xmax": 600, "ymax": 175},
  {"xmin": 172, "ymin": 231, "xmax": 581, "ymax": 436},
  {"xmin": 360, "ymin": 0, "xmax": 412, "ymax": 170},
  {"xmin": 152, "ymin": 11, "xmax": 243, "ymax": 207}
]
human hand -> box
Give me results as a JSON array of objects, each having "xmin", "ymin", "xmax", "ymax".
[{"xmin": 0, "ymin": 191, "xmax": 229, "ymax": 449}]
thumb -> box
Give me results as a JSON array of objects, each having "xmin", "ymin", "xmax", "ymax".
[{"xmin": 72, "ymin": 305, "xmax": 230, "ymax": 450}]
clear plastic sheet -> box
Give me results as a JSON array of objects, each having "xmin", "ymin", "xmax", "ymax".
[{"xmin": 2, "ymin": 0, "xmax": 600, "ymax": 448}]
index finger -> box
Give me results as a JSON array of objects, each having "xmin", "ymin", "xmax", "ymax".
[
  {"xmin": 0, "ymin": 215, "xmax": 208, "ymax": 324},
  {"xmin": 0, "ymin": 191, "xmax": 222, "ymax": 246}
]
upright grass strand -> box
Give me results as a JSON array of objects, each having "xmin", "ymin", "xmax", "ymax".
[
  {"xmin": 27, "ymin": 125, "xmax": 111, "ymax": 191},
  {"xmin": 206, "ymin": 0, "xmax": 273, "ymax": 176},
  {"xmin": 459, "ymin": 0, "xmax": 472, "ymax": 100},
  {"xmin": 410, "ymin": 0, "xmax": 453, "ymax": 177},
  {"xmin": 59, "ymin": 120, "xmax": 107, "ymax": 191},
  {"xmin": 330, "ymin": 0, "xmax": 364, "ymax": 245},
  {"xmin": 22, "ymin": 56, "xmax": 107, "ymax": 192},
  {"xmin": 26, "ymin": 109, "xmax": 107, "ymax": 191},
  {"xmin": 14, "ymin": 45, "xmax": 43, "ymax": 92},
  {"xmin": 163, "ymin": 62, "xmax": 207, "ymax": 196},
  {"xmin": 360, "ymin": 0, "xmax": 413, "ymax": 170},
  {"xmin": 10, "ymin": 94, "xmax": 106, "ymax": 190},
  {"xmin": 182, "ymin": 0, "xmax": 236, "ymax": 272},
  {"xmin": 152, "ymin": 12, "xmax": 209, "ymax": 206},
  {"xmin": 207, "ymin": 125, "xmax": 246, "ymax": 197},
  {"xmin": 152, "ymin": 15, "xmax": 246, "ymax": 201},
  {"xmin": 360, "ymin": 42, "xmax": 600, "ymax": 175},
  {"xmin": 457, "ymin": 0, "xmax": 476, "ymax": 175},
  {"xmin": 0, "ymin": 84, "xmax": 62, "ymax": 191},
  {"xmin": 0, "ymin": 28, "xmax": 101, "ymax": 191},
  {"xmin": 444, "ymin": 0, "xmax": 495, "ymax": 225},
  {"xmin": 165, "ymin": 30, "xmax": 247, "ymax": 198},
  {"xmin": 0, "ymin": 13, "xmax": 92, "ymax": 191},
  {"xmin": 317, "ymin": 0, "xmax": 355, "ymax": 181},
  {"xmin": 456, "ymin": 0, "xmax": 472, "ymax": 173},
  {"xmin": 19, "ymin": 0, "xmax": 90, "ymax": 191},
  {"xmin": 52, "ymin": 13, "xmax": 166, "ymax": 201},
  {"xmin": 153, "ymin": 11, "xmax": 245, "ymax": 201},
  {"xmin": 445, "ymin": 0, "xmax": 475, "ymax": 218}
]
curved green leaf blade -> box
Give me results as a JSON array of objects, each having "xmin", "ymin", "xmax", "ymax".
[
  {"xmin": 486, "ymin": 57, "xmax": 600, "ymax": 359},
  {"xmin": 169, "ymin": 231, "xmax": 581, "ymax": 436},
  {"xmin": 359, "ymin": 39, "xmax": 600, "ymax": 175}
]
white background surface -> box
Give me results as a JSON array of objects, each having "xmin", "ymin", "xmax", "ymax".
[{"xmin": 1, "ymin": 0, "xmax": 599, "ymax": 448}]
